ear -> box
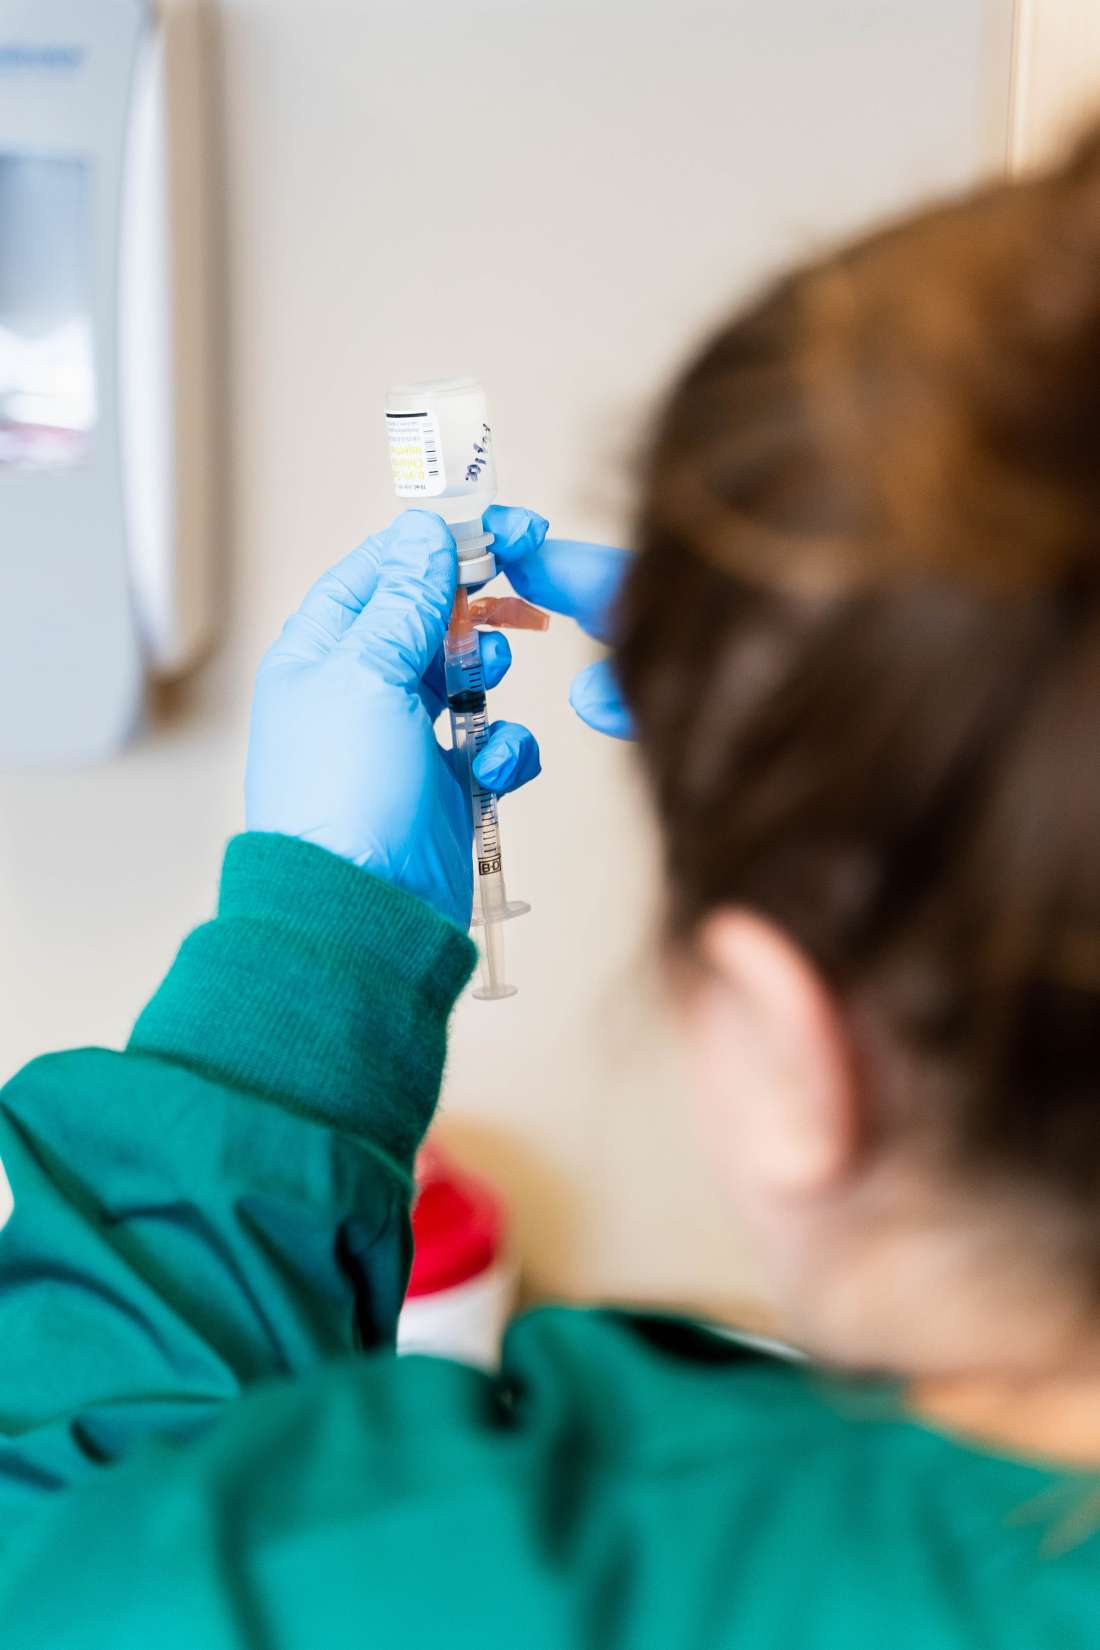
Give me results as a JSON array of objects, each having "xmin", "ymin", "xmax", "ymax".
[{"xmin": 682, "ymin": 909, "xmax": 862, "ymax": 1196}]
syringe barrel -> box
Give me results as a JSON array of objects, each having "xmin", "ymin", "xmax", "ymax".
[
  {"xmin": 448, "ymin": 704, "xmax": 504, "ymax": 881},
  {"xmin": 445, "ymin": 600, "xmax": 519, "ymax": 928}
]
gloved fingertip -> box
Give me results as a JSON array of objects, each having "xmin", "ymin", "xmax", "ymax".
[
  {"xmin": 484, "ymin": 504, "xmax": 551, "ymax": 562},
  {"xmin": 478, "ymin": 629, "xmax": 513, "ymax": 689},
  {"xmin": 342, "ymin": 512, "xmax": 458, "ymax": 678},
  {"xmin": 472, "ymin": 751, "xmax": 512, "ymax": 791},
  {"xmin": 473, "ymin": 722, "xmax": 541, "ymax": 793},
  {"xmin": 509, "ymin": 734, "xmax": 542, "ymax": 790},
  {"xmin": 569, "ymin": 660, "xmax": 636, "ymax": 740},
  {"xmin": 576, "ymin": 702, "xmax": 636, "ymax": 740},
  {"xmin": 383, "ymin": 511, "xmax": 459, "ymax": 602},
  {"xmin": 391, "ymin": 507, "xmax": 457, "ymax": 549}
]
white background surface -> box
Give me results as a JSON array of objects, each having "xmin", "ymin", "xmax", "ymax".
[{"xmin": 0, "ymin": 0, "xmax": 1012, "ymax": 1320}]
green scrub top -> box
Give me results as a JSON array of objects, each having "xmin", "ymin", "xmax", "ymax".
[{"xmin": 0, "ymin": 834, "xmax": 1096, "ymax": 1648}]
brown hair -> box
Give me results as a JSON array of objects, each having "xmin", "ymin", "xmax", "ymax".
[{"xmin": 617, "ymin": 125, "xmax": 1100, "ymax": 1215}]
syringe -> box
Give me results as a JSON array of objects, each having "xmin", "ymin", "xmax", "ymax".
[
  {"xmin": 385, "ymin": 374, "xmax": 540, "ymax": 1000},
  {"xmin": 444, "ymin": 587, "xmax": 530, "ymax": 1000}
]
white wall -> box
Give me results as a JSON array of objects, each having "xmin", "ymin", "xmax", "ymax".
[{"xmin": 0, "ymin": 0, "xmax": 1011, "ymax": 1321}]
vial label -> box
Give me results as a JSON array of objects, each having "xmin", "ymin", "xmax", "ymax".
[{"xmin": 386, "ymin": 409, "xmax": 446, "ymax": 497}]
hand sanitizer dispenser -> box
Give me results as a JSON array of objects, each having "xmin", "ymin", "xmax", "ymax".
[{"xmin": 0, "ymin": 0, "xmax": 215, "ymax": 764}]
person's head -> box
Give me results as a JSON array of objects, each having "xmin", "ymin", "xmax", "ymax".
[{"xmin": 617, "ymin": 125, "xmax": 1100, "ymax": 1375}]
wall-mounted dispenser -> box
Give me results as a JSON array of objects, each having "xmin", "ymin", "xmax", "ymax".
[{"xmin": 0, "ymin": 0, "xmax": 215, "ymax": 764}]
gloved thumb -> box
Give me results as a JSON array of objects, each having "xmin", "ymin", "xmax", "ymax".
[
  {"xmin": 569, "ymin": 658, "xmax": 635, "ymax": 740},
  {"xmin": 343, "ymin": 510, "xmax": 457, "ymax": 687}
]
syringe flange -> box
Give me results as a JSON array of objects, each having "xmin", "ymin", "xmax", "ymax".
[{"xmin": 471, "ymin": 897, "xmax": 530, "ymax": 926}]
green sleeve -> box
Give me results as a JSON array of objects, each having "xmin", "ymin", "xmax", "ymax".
[{"xmin": 0, "ymin": 832, "xmax": 475, "ymax": 1507}]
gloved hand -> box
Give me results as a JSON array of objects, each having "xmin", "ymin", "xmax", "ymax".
[
  {"xmin": 485, "ymin": 505, "xmax": 635, "ymax": 739},
  {"xmin": 245, "ymin": 511, "xmax": 541, "ymax": 930}
]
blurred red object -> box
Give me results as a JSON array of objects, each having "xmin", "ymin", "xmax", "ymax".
[
  {"xmin": 407, "ymin": 1144, "xmax": 506, "ymax": 1299},
  {"xmin": 399, "ymin": 1145, "xmax": 517, "ymax": 1368}
]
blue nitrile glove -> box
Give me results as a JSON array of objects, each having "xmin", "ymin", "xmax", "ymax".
[
  {"xmin": 245, "ymin": 510, "xmax": 541, "ymax": 930},
  {"xmin": 485, "ymin": 504, "xmax": 635, "ymax": 739}
]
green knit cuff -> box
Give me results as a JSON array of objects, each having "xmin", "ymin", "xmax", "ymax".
[{"xmin": 129, "ymin": 834, "xmax": 477, "ymax": 1170}]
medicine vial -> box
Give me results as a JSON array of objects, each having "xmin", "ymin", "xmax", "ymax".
[{"xmin": 385, "ymin": 376, "xmax": 498, "ymax": 587}]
